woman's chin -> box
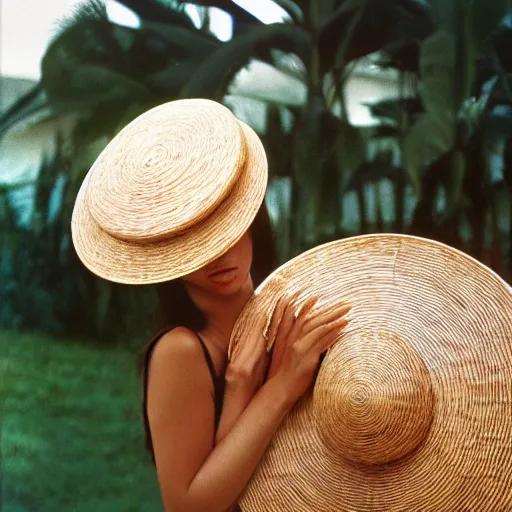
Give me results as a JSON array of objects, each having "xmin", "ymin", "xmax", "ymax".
[{"xmin": 210, "ymin": 279, "xmax": 242, "ymax": 296}]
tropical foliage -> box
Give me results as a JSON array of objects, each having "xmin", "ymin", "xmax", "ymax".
[
  {"xmin": 378, "ymin": 0, "xmax": 512, "ymax": 273},
  {"xmin": 1, "ymin": 0, "xmax": 511, "ymax": 341}
]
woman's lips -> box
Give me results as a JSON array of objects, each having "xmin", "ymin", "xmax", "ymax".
[{"xmin": 208, "ymin": 267, "xmax": 237, "ymax": 284}]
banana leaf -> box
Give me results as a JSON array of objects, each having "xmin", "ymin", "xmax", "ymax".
[
  {"xmin": 181, "ymin": 22, "xmax": 310, "ymax": 99},
  {"xmin": 145, "ymin": 61, "xmax": 205, "ymax": 95},
  {"xmin": 291, "ymin": 90, "xmax": 336, "ymax": 247},
  {"xmin": 260, "ymin": 105, "xmax": 295, "ymax": 177},
  {"xmin": 365, "ymin": 98, "xmax": 423, "ymax": 127},
  {"xmin": 176, "ymin": 0, "xmax": 261, "ymax": 28},
  {"xmin": 378, "ymin": 39, "xmax": 423, "ymax": 73},
  {"xmin": 115, "ymin": 0, "xmax": 196, "ymax": 29},
  {"xmin": 371, "ymin": 125, "xmax": 401, "ymax": 138},
  {"xmin": 317, "ymin": 0, "xmax": 434, "ymax": 74},
  {"xmin": 491, "ymin": 25, "xmax": 512, "ymax": 74},
  {"xmin": 334, "ymin": 120, "xmax": 367, "ymax": 194},
  {"xmin": 272, "ymin": 0, "xmax": 305, "ymax": 24},
  {"xmin": 266, "ymin": 177, "xmax": 293, "ymax": 264},
  {"xmin": 310, "ymin": 0, "xmax": 339, "ymax": 29},
  {"xmin": 141, "ymin": 20, "xmax": 221, "ymax": 60},
  {"xmin": 403, "ymin": 31, "xmax": 458, "ymax": 195},
  {"xmin": 467, "ymin": 0, "xmax": 510, "ymax": 56}
]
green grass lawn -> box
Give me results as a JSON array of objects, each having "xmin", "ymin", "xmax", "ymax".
[{"xmin": 0, "ymin": 330, "xmax": 163, "ymax": 511}]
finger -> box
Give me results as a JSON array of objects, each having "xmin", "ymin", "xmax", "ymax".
[
  {"xmin": 266, "ymin": 289, "xmax": 300, "ymax": 347},
  {"xmin": 265, "ymin": 330, "xmax": 288, "ymax": 381},
  {"xmin": 303, "ymin": 303, "xmax": 351, "ymax": 333},
  {"xmin": 320, "ymin": 326, "xmax": 348, "ymax": 353},
  {"xmin": 312, "ymin": 299, "xmax": 352, "ymax": 318},
  {"xmin": 317, "ymin": 318, "xmax": 349, "ymax": 351},
  {"xmin": 300, "ymin": 316, "xmax": 349, "ymax": 351},
  {"xmin": 265, "ymin": 294, "xmax": 288, "ymax": 345},
  {"xmin": 264, "ymin": 297, "xmax": 283, "ymax": 341},
  {"xmin": 308, "ymin": 299, "xmax": 351, "ymax": 320},
  {"xmin": 287, "ymin": 296, "xmax": 318, "ymax": 339},
  {"xmin": 288, "ymin": 289, "xmax": 303, "ymax": 307},
  {"xmin": 274, "ymin": 290, "xmax": 302, "ymax": 345},
  {"xmin": 231, "ymin": 336, "xmax": 268, "ymax": 368},
  {"xmin": 298, "ymin": 296, "xmax": 319, "ymax": 318}
]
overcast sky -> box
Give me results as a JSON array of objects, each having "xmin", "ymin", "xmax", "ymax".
[{"xmin": 0, "ymin": 0, "xmax": 288, "ymax": 80}]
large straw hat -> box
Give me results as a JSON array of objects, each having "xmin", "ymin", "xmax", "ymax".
[
  {"xmin": 229, "ymin": 234, "xmax": 512, "ymax": 511},
  {"xmin": 71, "ymin": 99, "xmax": 267, "ymax": 284}
]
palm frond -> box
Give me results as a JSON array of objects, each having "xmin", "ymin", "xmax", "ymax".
[
  {"xmin": 116, "ymin": 0, "xmax": 196, "ymax": 29},
  {"xmin": 53, "ymin": 0, "xmax": 108, "ymax": 39}
]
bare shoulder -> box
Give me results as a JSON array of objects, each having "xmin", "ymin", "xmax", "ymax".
[
  {"xmin": 150, "ymin": 326, "xmax": 203, "ymax": 367},
  {"xmin": 146, "ymin": 326, "xmax": 216, "ymax": 486},
  {"xmin": 147, "ymin": 326, "xmax": 212, "ymax": 395}
]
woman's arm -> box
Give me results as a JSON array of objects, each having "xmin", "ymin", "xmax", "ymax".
[
  {"xmin": 147, "ymin": 328, "xmax": 292, "ymax": 512},
  {"xmin": 215, "ymin": 308, "xmax": 273, "ymax": 445},
  {"xmin": 148, "ymin": 299, "xmax": 349, "ymax": 512},
  {"xmin": 214, "ymin": 365, "xmax": 264, "ymax": 445}
]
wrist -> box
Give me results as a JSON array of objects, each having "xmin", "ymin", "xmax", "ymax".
[
  {"xmin": 225, "ymin": 362, "xmax": 248, "ymax": 384},
  {"xmin": 261, "ymin": 376, "xmax": 296, "ymax": 413},
  {"xmin": 225, "ymin": 363, "xmax": 258, "ymax": 393}
]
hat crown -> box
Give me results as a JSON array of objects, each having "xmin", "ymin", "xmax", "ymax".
[
  {"xmin": 314, "ymin": 328, "xmax": 435, "ymax": 466},
  {"xmin": 85, "ymin": 99, "xmax": 246, "ymax": 242}
]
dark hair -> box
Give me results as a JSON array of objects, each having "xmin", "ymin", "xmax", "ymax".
[{"xmin": 139, "ymin": 201, "xmax": 276, "ymax": 460}]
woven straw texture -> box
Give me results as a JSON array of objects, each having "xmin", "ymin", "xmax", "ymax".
[
  {"xmin": 229, "ymin": 234, "xmax": 512, "ymax": 512},
  {"xmin": 71, "ymin": 99, "xmax": 267, "ymax": 284}
]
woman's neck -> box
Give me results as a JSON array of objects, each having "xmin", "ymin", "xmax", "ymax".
[{"xmin": 185, "ymin": 275, "xmax": 254, "ymax": 354}]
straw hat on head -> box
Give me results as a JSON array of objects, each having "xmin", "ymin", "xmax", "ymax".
[
  {"xmin": 229, "ymin": 234, "xmax": 512, "ymax": 512},
  {"xmin": 71, "ymin": 98, "xmax": 267, "ymax": 284}
]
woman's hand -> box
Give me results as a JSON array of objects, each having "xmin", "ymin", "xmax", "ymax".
[
  {"xmin": 266, "ymin": 291, "xmax": 351, "ymax": 405},
  {"xmin": 148, "ymin": 295, "xmax": 350, "ymax": 512},
  {"xmin": 216, "ymin": 311, "xmax": 273, "ymax": 445},
  {"xmin": 225, "ymin": 311, "xmax": 271, "ymax": 395}
]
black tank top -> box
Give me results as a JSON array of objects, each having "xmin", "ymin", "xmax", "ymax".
[{"xmin": 141, "ymin": 328, "xmax": 225, "ymax": 464}]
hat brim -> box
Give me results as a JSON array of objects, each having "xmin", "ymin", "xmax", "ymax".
[
  {"xmin": 71, "ymin": 121, "xmax": 267, "ymax": 285},
  {"xmin": 229, "ymin": 234, "xmax": 512, "ymax": 511}
]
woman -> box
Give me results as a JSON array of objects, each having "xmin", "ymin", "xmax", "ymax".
[{"xmin": 71, "ymin": 99, "xmax": 350, "ymax": 512}]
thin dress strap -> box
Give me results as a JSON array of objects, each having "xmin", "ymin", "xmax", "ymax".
[
  {"xmin": 141, "ymin": 328, "xmax": 224, "ymax": 464},
  {"xmin": 196, "ymin": 332, "xmax": 225, "ymax": 427},
  {"xmin": 196, "ymin": 333, "xmax": 218, "ymax": 386}
]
